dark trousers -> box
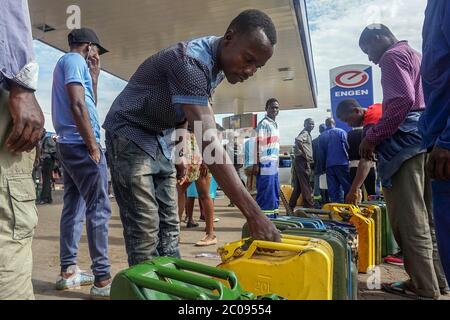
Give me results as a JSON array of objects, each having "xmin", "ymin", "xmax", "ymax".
[
  {"xmin": 289, "ymin": 157, "xmax": 314, "ymax": 208},
  {"xmin": 57, "ymin": 143, "xmax": 112, "ymax": 282},
  {"xmin": 39, "ymin": 156, "xmax": 54, "ymax": 203},
  {"xmin": 326, "ymin": 165, "xmax": 352, "ymax": 203},
  {"xmin": 106, "ymin": 133, "xmax": 179, "ymax": 266},
  {"xmin": 349, "ymin": 166, "xmax": 376, "ymax": 197}
]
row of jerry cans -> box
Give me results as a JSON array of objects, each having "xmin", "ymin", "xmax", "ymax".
[
  {"xmin": 304, "ymin": 202, "xmax": 399, "ymax": 272},
  {"xmin": 362, "ymin": 200, "xmax": 400, "ymax": 258},
  {"xmin": 110, "ymin": 257, "xmax": 286, "ymax": 300},
  {"xmin": 321, "ymin": 203, "xmax": 377, "ymax": 273},
  {"xmin": 241, "ymin": 217, "xmax": 357, "ymax": 300}
]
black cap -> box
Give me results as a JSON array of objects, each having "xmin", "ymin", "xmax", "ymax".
[{"xmin": 68, "ymin": 28, "xmax": 108, "ymax": 55}]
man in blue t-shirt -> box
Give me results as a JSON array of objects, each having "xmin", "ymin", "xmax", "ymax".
[{"xmin": 51, "ymin": 28, "xmax": 111, "ymax": 298}]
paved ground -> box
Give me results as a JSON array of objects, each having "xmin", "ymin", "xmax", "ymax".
[{"xmin": 31, "ymin": 189, "xmax": 444, "ymax": 300}]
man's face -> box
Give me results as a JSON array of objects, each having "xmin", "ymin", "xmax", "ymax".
[
  {"xmin": 304, "ymin": 120, "xmax": 315, "ymax": 132},
  {"xmin": 340, "ymin": 108, "xmax": 364, "ymax": 128},
  {"xmin": 86, "ymin": 44, "xmax": 100, "ymax": 61},
  {"xmin": 220, "ymin": 29, "xmax": 274, "ymax": 84},
  {"xmin": 360, "ymin": 39, "xmax": 385, "ymax": 65},
  {"xmin": 266, "ymin": 101, "xmax": 280, "ymax": 120}
]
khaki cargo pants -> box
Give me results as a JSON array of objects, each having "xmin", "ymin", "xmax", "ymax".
[{"xmin": 0, "ymin": 85, "xmax": 37, "ymax": 300}]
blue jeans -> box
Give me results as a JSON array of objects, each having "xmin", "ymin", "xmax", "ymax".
[
  {"xmin": 57, "ymin": 143, "xmax": 111, "ymax": 282},
  {"xmin": 432, "ymin": 180, "xmax": 450, "ymax": 283},
  {"xmin": 105, "ymin": 133, "xmax": 179, "ymax": 266},
  {"xmin": 326, "ymin": 165, "xmax": 352, "ymax": 203}
]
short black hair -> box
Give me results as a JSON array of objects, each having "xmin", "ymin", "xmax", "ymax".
[
  {"xmin": 336, "ymin": 99, "xmax": 362, "ymax": 120},
  {"xmin": 304, "ymin": 118, "xmax": 314, "ymax": 125},
  {"xmin": 266, "ymin": 98, "xmax": 279, "ymax": 109},
  {"xmin": 359, "ymin": 24, "xmax": 395, "ymax": 46},
  {"xmin": 325, "ymin": 117, "xmax": 335, "ymax": 128},
  {"xmin": 227, "ymin": 9, "xmax": 277, "ymax": 46}
]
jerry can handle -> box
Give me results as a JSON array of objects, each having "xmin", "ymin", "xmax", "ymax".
[
  {"xmin": 296, "ymin": 207, "xmax": 333, "ymax": 219},
  {"xmin": 128, "ymin": 265, "xmax": 241, "ymax": 300},
  {"xmin": 241, "ymin": 237, "xmax": 305, "ymax": 259},
  {"xmin": 162, "ymin": 258, "xmax": 240, "ymax": 293},
  {"xmin": 323, "ymin": 203, "xmax": 360, "ymax": 215},
  {"xmin": 270, "ymin": 220, "xmax": 301, "ymax": 230},
  {"xmin": 127, "ymin": 272, "xmax": 211, "ymax": 300},
  {"xmin": 155, "ymin": 265, "xmax": 241, "ymax": 300}
]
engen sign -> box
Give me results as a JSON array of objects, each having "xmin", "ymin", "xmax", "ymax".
[{"xmin": 330, "ymin": 64, "xmax": 374, "ymax": 131}]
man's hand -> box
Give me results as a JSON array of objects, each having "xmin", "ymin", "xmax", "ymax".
[
  {"xmin": 345, "ymin": 188, "xmax": 361, "ymax": 206},
  {"xmin": 89, "ymin": 146, "xmax": 101, "ymax": 164},
  {"xmin": 427, "ymin": 146, "xmax": 450, "ymax": 180},
  {"xmin": 176, "ymin": 156, "xmax": 188, "ymax": 185},
  {"xmin": 359, "ymin": 138, "xmax": 376, "ymax": 161},
  {"xmin": 6, "ymin": 83, "xmax": 45, "ymax": 153},
  {"xmin": 247, "ymin": 213, "xmax": 281, "ymax": 242},
  {"xmin": 88, "ymin": 53, "xmax": 100, "ymax": 82}
]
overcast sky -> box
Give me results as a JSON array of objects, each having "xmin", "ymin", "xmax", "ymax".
[{"xmin": 33, "ymin": 0, "xmax": 427, "ymax": 144}]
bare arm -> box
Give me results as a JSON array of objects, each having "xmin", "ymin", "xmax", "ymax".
[
  {"xmin": 182, "ymin": 104, "xmax": 280, "ymax": 242},
  {"xmin": 345, "ymin": 159, "xmax": 374, "ymax": 205},
  {"xmin": 88, "ymin": 53, "xmax": 100, "ymax": 105},
  {"xmin": 66, "ymin": 83, "xmax": 100, "ymax": 162},
  {"xmin": 6, "ymin": 81, "xmax": 45, "ymax": 153}
]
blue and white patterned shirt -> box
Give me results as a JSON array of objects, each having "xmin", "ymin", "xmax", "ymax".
[
  {"xmin": 257, "ymin": 116, "xmax": 280, "ymax": 164},
  {"xmin": 103, "ymin": 36, "xmax": 225, "ymax": 159}
]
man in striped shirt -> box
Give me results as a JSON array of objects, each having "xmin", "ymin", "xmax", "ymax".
[
  {"xmin": 254, "ymin": 98, "xmax": 280, "ymax": 218},
  {"xmin": 359, "ymin": 24, "xmax": 448, "ymax": 299}
]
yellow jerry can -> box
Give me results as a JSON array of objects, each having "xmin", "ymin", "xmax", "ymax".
[
  {"xmin": 280, "ymin": 185, "xmax": 303, "ymax": 206},
  {"xmin": 217, "ymin": 235, "xmax": 334, "ymax": 300},
  {"xmin": 359, "ymin": 204, "xmax": 382, "ymax": 266},
  {"xmin": 322, "ymin": 203, "xmax": 375, "ymax": 274}
]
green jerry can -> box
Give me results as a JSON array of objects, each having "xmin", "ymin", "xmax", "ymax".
[
  {"xmin": 111, "ymin": 257, "xmax": 253, "ymax": 300},
  {"xmin": 362, "ymin": 201, "xmax": 400, "ymax": 257}
]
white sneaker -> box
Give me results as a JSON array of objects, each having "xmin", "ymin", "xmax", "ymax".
[
  {"xmin": 90, "ymin": 283, "xmax": 111, "ymax": 300},
  {"xmin": 55, "ymin": 265, "xmax": 94, "ymax": 290}
]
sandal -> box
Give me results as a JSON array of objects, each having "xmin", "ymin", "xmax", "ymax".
[
  {"xmin": 186, "ymin": 221, "xmax": 199, "ymax": 228},
  {"xmin": 195, "ymin": 235, "xmax": 217, "ymax": 247},
  {"xmin": 381, "ymin": 281, "xmax": 434, "ymax": 300}
]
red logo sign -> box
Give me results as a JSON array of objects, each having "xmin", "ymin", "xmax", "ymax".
[{"xmin": 335, "ymin": 70, "xmax": 369, "ymax": 88}]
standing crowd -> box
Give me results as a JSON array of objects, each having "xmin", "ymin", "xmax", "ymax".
[{"xmin": 0, "ymin": 0, "xmax": 449, "ymax": 301}]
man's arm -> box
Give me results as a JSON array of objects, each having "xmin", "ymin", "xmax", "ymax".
[
  {"xmin": 252, "ymin": 124, "xmax": 263, "ymax": 175},
  {"xmin": 345, "ymin": 159, "xmax": 374, "ymax": 205},
  {"xmin": 66, "ymin": 83, "xmax": 100, "ymax": 162},
  {"xmin": 174, "ymin": 120, "xmax": 188, "ymax": 184},
  {"xmin": 87, "ymin": 53, "xmax": 100, "ymax": 105},
  {"xmin": 6, "ymin": 81, "xmax": 45, "ymax": 153},
  {"xmin": 182, "ymin": 104, "xmax": 280, "ymax": 242},
  {"xmin": 365, "ymin": 54, "xmax": 416, "ymax": 146},
  {"xmin": 294, "ymin": 132, "xmax": 308, "ymax": 159},
  {"xmin": 2, "ymin": 1, "xmax": 44, "ymax": 153},
  {"xmin": 428, "ymin": 113, "xmax": 450, "ymax": 180},
  {"xmin": 318, "ymin": 135, "xmax": 327, "ymax": 174}
]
